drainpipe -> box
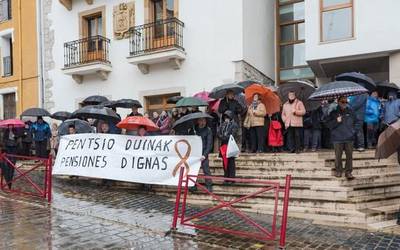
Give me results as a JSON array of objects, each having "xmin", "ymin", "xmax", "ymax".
[
  {"xmin": 17, "ymin": 0, "xmax": 22, "ymax": 113},
  {"xmin": 37, "ymin": 0, "xmax": 45, "ymax": 108}
]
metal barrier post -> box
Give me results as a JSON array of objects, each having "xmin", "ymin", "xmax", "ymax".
[
  {"xmin": 47, "ymin": 156, "xmax": 53, "ymax": 203},
  {"xmin": 171, "ymin": 167, "xmax": 185, "ymax": 230},
  {"xmin": 279, "ymin": 175, "xmax": 291, "ymax": 249}
]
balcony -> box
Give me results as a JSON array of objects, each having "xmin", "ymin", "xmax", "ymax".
[
  {"xmin": 127, "ymin": 18, "xmax": 186, "ymax": 74},
  {"xmin": 62, "ymin": 35, "xmax": 111, "ymax": 84},
  {"xmin": 0, "ymin": 0, "xmax": 11, "ymax": 22},
  {"xmin": 2, "ymin": 56, "xmax": 12, "ymax": 77}
]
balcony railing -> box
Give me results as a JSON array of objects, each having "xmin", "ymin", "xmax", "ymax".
[
  {"xmin": 129, "ymin": 18, "xmax": 184, "ymax": 56},
  {"xmin": 0, "ymin": 0, "xmax": 11, "ymax": 22},
  {"xmin": 64, "ymin": 35, "xmax": 110, "ymax": 68},
  {"xmin": 3, "ymin": 56, "xmax": 12, "ymax": 77}
]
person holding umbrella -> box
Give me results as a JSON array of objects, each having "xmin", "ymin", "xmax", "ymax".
[
  {"xmin": 31, "ymin": 116, "xmax": 51, "ymax": 158},
  {"xmin": 364, "ymin": 91, "xmax": 381, "ymax": 149},
  {"xmin": 245, "ymin": 93, "xmax": 267, "ymax": 153},
  {"xmin": 218, "ymin": 90, "xmax": 243, "ymax": 123},
  {"xmin": 282, "ymin": 91, "xmax": 306, "ymax": 154},
  {"xmin": 326, "ymin": 97, "xmax": 356, "ymax": 180},
  {"xmin": 127, "ymin": 106, "xmax": 143, "ymax": 117},
  {"xmin": 2, "ymin": 125, "xmax": 18, "ymax": 188},
  {"xmin": 68, "ymin": 124, "xmax": 77, "ymax": 134},
  {"xmin": 382, "ymin": 91, "xmax": 400, "ymax": 128},
  {"xmin": 189, "ymin": 117, "xmax": 213, "ymax": 192}
]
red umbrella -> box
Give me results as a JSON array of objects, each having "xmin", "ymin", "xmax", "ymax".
[
  {"xmin": 209, "ymin": 99, "xmax": 220, "ymax": 113},
  {"xmin": 0, "ymin": 119, "xmax": 25, "ymax": 128},
  {"xmin": 193, "ymin": 91, "xmax": 215, "ymax": 102},
  {"xmin": 117, "ymin": 116, "xmax": 159, "ymax": 132}
]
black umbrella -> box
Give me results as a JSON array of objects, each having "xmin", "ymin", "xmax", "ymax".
[
  {"xmin": 172, "ymin": 112, "xmax": 213, "ymax": 131},
  {"xmin": 21, "ymin": 108, "xmax": 51, "ymax": 117},
  {"xmin": 51, "ymin": 111, "xmax": 72, "ymax": 121},
  {"xmin": 82, "ymin": 95, "xmax": 109, "ymax": 105},
  {"xmin": 167, "ymin": 95, "xmax": 183, "ymax": 104},
  {"xmin": 278, "ymin": 80, "xmax": 320, "ymax": 111},
  {"xmin": 237, "ymin": 80, "xmax": 261, "ymax": 89},
  {"xmin": 309, "ymin": 81, "xmax": 368, "ymax": 101},
  {"xmin": 111, "ymin": 99, "xmax": 142, "ymax": 109},
  {"xmin": 209, "ymin": 83, "xmax": 244, "ymax": 99},
  {"xmin": 377, "ymin": 81, "xmax": 399, "ymax": 98},
  {"xmin": 335, "ymin": 72, "xmax": 376, "ymax": 92},
  {"xmin": 101, "ymin": 100, "xmax": 117, "ymax": 108},
  {"xmin": 72, "ymin": 105, "xmax": 121, "ymax": 122},
  {"xmin": 58, "ymin": 119, "xmax": 93, "ymax": 136}
]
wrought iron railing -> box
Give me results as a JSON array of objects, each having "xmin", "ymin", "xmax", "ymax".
[
  {"xmin": 64, "ymin": 35, "xmax": 110, "ymax": 68},
  {"xmin": 2, "ymin": 56, "xmax": 12, "ymax": 77},
  {"xmin": 129, "ymin": 18, "xmax": 184, "ymax": 56},
  {"xmin": 0, "ymin": 0, "xmax": 11, "ymax": 22}
]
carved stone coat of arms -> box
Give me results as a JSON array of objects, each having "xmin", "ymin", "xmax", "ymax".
[{"xmin": 113, "ymin": 2, "xmax": 135, "ymax": 39}]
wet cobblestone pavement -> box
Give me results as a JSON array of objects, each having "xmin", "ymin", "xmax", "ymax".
[{"xmin": 1, "ymin": 177, "xmax": 400, "ymax": 249}]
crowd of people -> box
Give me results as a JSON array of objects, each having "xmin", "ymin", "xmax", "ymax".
[{"xmin": 1, "ymin": 86, "xmax": 399, "ymax": 189}]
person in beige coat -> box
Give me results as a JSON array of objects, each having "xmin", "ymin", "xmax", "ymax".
[
  {"xmin": 245, "ymin": 94, "xmax": 267, "ymax": 153},
  {"xmin": 282, "ymin": 91, "xmax": 306, "ymax": 153}
]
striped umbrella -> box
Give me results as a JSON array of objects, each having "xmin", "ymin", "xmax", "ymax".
[{"xmin": 309, "ymin": 81, "xmax": 368, "ymax": 101}]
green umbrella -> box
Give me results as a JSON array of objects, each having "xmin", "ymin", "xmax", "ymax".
[{"xmin": 175, "ymin": 97, "xmax": 208, "ymax": 107}]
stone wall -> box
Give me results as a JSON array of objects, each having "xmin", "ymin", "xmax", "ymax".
[{"xmin": 233, "ymin": 60, "xmax": 275, "ymax": 86}]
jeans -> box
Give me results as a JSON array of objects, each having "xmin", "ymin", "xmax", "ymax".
[
  {"xmin": 35, "ymin": 140, "xmax": 48, "ymax": 158},
  {"xmin": 334, "ymin": 142, "xmax": 353, "ymax": 174},
  {"xmin": 354, "ymin": 120, "xmax": 365, "ymax": 148},
  {"xmin": 287, "ymin": 126, "xmax": 302, "ymax": 152},
  {"xmin": 366, "ymin": 123, "xmax": 378, "ymax": 148},
  {"xmin": 201, "ymin": 158, "xmax": 212, "ymax": 188},
  {"xmin": 304, "ymin": 129, "xmax": 321, "ymax": 149},
  {"xmin": 250, "ymin": 126, "xmax": 265, "ymax": 152}
]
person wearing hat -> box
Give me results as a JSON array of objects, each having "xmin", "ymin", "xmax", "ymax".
[
  {"xmin": 326, "ymin": 96, "xmax": 356, "ymax": 180},
  {"xmin": 31, "ymin": 116, "xmax": 51, "ymax": 158}
]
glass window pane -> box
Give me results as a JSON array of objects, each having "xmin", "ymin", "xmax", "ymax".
[
  {"xmin": 166, "ymin": 0, "xmax": 174, "ymax": 18},
  {"xmin": 323, "ymin": 0, "xmax": 351, "ymax": 8},
  {"xmin": 280, "ymin": 43, "xmax": 306, "ymax": 68},
  {"xmin": 297, "ymin": 22, "xmax": 305, "ymax": 40},
  {"xmin": 280, "ymin": 67, "xmax": 314, "ymax": 81},
  {"xmin": 279, "ymin": 2, "xmax": 304, "ymax": 23},
  {"xmin": 280, "ymin": 24, "xmax": 295, "ymax": 43},
  {"xmin": 279, "ymin": 0, "xmax": 292, "ymax": 4},
  {"xmin": 322, "ymin": 8, "xmax": 352, "ymax": 41}
]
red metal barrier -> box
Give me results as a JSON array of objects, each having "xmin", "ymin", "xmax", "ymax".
[
  {"xmin": 171, "ymin": 167, "xmax": 291, "ymax": 249},
  {"xmin": 0, "ymin": 153, "xmax": 53, "ymax": 202}
]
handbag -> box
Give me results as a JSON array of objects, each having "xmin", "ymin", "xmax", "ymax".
[{"xmin": 226, "ymin": 135, "xmax": 240, "ymax": 158}]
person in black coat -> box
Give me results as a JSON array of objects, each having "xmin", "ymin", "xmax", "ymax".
[
  {"xmin": 326, "ymin": 97, "xmax": 356, "ymax": 180},
  {"xmin": 349, "ymin": 93, "xmax": 368, "ymax": 151},
  {"xmin": 189, "ymin": 117, "xmax": 213, "ymax": 192},
  {"xmin": 217, "ymin": 110, "xmax": 239, "ymax": 185},
  {"xmin": 303, "ymin": 107, "xmax": 323, "ymax": 151},
  {"xmin": 21, "ymin": 122, "xmax": 33, "ymax": 156},
  {"xmin": 2, "ymin": 126, "xmax": 18, "ymax": 189},
  {"xmin": 218, "ymin": 90, "xmax": 243, "ymax": 123}
]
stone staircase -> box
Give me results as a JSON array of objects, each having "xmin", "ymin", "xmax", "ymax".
[
  {"xmin": 122, "ymin": 150, "xmax": 400, "ymax": 230},
  {"xmin": 55, "ymin": 150, "xmax": 400, "ymax": 230}
]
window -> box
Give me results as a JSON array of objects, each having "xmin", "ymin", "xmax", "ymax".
[
  {"xmin": 320, "ymin": 0, "xmax": 353, "ymax": 42},
  {"xmin": 1, "ymin": 35, "xmax": 12, "ymax": 77},
  {"xmin": 150, "ymin": 0, "xmax": 177, "ymax": 37},
  {"xmin": 145, "ymin": 93, "xmax": 180, "ymax": 114},
  {"xmin": 277, "ymin": 0, "xmax": 314, "ymax": 83},
  {"xmin": 0, "ymin": 0, "xmax": 11, "ymax": 22},
  {"xmin": 2, "ymin": 92, "xmax": 15, "ymax": 119}
]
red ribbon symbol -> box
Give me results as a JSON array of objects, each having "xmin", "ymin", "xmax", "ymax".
[{"xmin": 172, "ymin": 139, "xmax": 191, "ymax": 177}]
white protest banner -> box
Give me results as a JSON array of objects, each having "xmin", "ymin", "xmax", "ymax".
[{"xmin": 53, "ymin": 134, "xmax": 202, "ymax": 186}]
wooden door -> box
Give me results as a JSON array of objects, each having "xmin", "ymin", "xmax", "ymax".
[
  {"xmin": 81, "ymin": 15, "xmax": 104, "ymax": 63},
  {"xmin": 150, "ymin": 0, "xmax": 176, "ymax": 50},
  {"xmin": 3, "ymin": 92, "xmax": 16, "ymax": 119}
]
